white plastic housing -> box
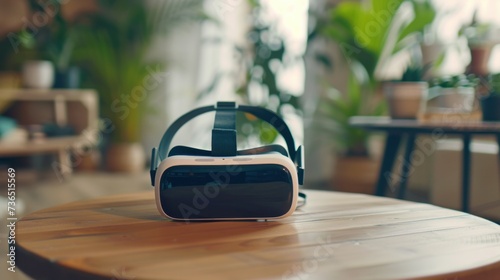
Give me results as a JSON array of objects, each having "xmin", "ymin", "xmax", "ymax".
[{"xmin": 154, "ymin": 153, "xmax": 299, "ymax": 221}]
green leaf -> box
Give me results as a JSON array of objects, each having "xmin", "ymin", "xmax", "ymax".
[{"xmin": 395, "ymin": 0, "xmax": 436, "ymax": 53}]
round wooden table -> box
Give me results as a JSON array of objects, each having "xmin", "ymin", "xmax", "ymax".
[{"xmin": 18, "ymin": 190, "xmax": 500, "ymax": 279}]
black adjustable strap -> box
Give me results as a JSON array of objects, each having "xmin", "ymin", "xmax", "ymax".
[
  {"xmin": 156, "ymin": 104, "xmax": 297, "ymax": 163},
  {"xmin": 152, "ymin": 102, "xmax": 304, "ymax": 186},
  {"xmin": 238, "ymin": 105, "xmax": 296, "ymax": 161},
  {"xmin": 212, "ymin": 102, "xmax": 237, "ymax": 156},
  {"xmin": 156, "ymin": 105, "xmax": 214, "ymax": 162}
]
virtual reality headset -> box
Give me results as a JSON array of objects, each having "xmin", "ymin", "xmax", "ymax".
[{"xmin": 150, "ymin": 102, "xmax": 305, "ymax": 221}]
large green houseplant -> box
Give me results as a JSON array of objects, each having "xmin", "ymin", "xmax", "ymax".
[
  {"xmin": 312, "ymin": 0, "xmax": 436, "ymax": 154},
  {"xmin": 317, "ymin": 0, "xmax": 436, "ymax": 85},
  {"xmin": 317, "ymin": 64, "xmax": 385, "ymax": 194},
  {"xmin": 311, "ymin": 0, "xmax": 435, "ymax": 193},
  {"xmin": 314, "ymin": 0, "xmax": 436, "ymax": 152},
  {"xmin": 77, "ymin": 0, "xmax": 205, "ymax": 172}
]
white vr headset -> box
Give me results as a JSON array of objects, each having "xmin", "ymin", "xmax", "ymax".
[{"xmin": 150, "ymin": 102, "xmax": 305, "ymax": 221}]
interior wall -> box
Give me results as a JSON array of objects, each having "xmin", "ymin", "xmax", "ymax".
[
  {"xmin": 0, "ymin": 0, "xmax": 28, "ymax": 37},
  {"xmin": 141, "ymin": 0, "xmax": 252, "ymax": 156},
  {"xmin": 0, "ymin": 0, "xmax": 98, "ymax": 37},
  {"xmin": 304, "ymin": 0, "xmax": 350, "ymax": 187}
]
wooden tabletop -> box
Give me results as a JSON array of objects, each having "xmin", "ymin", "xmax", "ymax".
[
  {"xmin": 18, "ymin": 190, "xmax": 500, "ymax": 280},
  {"xmin": 350, "ymin": 116, "xmax": 500, "ymax": 134}
]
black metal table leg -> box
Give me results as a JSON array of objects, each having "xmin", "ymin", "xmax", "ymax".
[
  {"xmin": 496, "ymin": 134, "xmax": 500, "ymax": 192},
  {"xmin": 375, "ymin": 133, "xmax": 402, "ymax": 196},
  {"xmin": 398, "ymin": 134, "xmax": 416, "ymax": 199},
  {"xmin": 462, "ymin": 134, "xmax": 472, "ymax": 213},
  {"xmin": 497, "ymin": 134, "xmax": 500, "ymax": 165}
]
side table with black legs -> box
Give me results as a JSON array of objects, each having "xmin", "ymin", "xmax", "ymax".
[{"xmin": 350, "ymin": 116, "xmax": 500, "ymax": 213}]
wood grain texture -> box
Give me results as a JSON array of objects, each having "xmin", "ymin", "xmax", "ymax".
[{"xmin": 17, "ymin": 190, "xmax": 500, "ymax": 280}]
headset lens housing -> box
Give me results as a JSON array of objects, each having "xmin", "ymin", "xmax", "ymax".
[{"xmin": 159, "ymin": 164, "xmax": 294, "ymax": 220}]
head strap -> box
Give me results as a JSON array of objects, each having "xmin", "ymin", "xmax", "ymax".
[
  {"xmin": 156, "ymin": 102, "xmax": 297, "ymax": 162},
  {"xmin": 151, "ymin": 102, "xmax": 303, "ymax": 186},
  {"xmin": 211, "ymin": 102, "xmax": 237, "ymax": 156}
]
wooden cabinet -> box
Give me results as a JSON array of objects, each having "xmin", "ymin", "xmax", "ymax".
[{"xmin": 0, "ymin": 89, "xmax": 99, "ymax": 176}]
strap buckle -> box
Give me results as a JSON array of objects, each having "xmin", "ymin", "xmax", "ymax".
[
  {"xmin": 215, "ymin": 101, "xmax": 238, "ymax": 110},
  {"xmin": 212, "ymin": 102, "xmax": 237, "ymax": 156}
]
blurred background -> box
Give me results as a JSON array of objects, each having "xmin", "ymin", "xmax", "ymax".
[{"xmin": 1, "ymin": 1, "xmax": 500, "ymax": 276}]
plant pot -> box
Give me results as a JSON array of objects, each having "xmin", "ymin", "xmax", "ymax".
[
  {"xmin": 331, "ymin": 155, "xmax": 380, "ymax": 194},
  {"xmin": 22, "ymin": 60, "xmax": 54, "ymax": 89},
  {"xmin": 468, "ymin": 44, "xmax": 494, "ymax": 76},
  {"xmin": 75, "ymin": 149, "xmax": 102, "ymax": 172},
  {"xmin": 421, "ymin": 43, "xmax": 447, "ymax": 78},
  {"xmin": 481, "ymin": 94, "xmax": 500, "ymax": 121},
  {"xmin": 53, "ymin": 66, "xmax": 81, "ymax": 89},
  {"xmin": 430, "ymin": 87, "xmax": 475, "ymax": 112},
  {"xmin": 106, "ymin": 143, "xmax": 146, "ymax": 173},
  {"xmin": 384, "ymin": 82, "xmax": 428, "ymax": 119}
]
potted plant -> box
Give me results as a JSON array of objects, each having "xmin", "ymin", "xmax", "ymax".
[
  {"xmin": 318, "ymin": 71, "xmax": 385, "ymax": 194},
  {"xmin": 384, "ymin": 64, "xmax": 429, "ymax": 119},
  {"xmin": 460, "ymin": 15, "xmax": 499, "ymax": 76},
  {"xmin": 316, "ymin": 0, "xmax": 436, "ymax": 86},
  {"xmin": 428, "ymin": 74, "xmax": 479, "ymax": 112},
  {"xmin": 77, "ymin": 0, "xmax": 204, "ymax": 173},
  {"xmin": 481, "ymin": 73, "xmax": 500, "ymax": 121},
  {"xmin": 14, "ymin": 0, "xmax": 91, "ymax": 89},
  {"xmin": 310, "ymin": 0, "xmax": 435, "ymax": 193},
  {"xmin": 15, "ymin": 28, "xmax": 55, "ymax": 89}
]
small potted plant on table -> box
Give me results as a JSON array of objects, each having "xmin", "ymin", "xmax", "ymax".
[
  {"xmin": 384, "ymin": 64, "xmax": 429, "ymax": 119},
  {"xmin": 428, "ymin": 74, "xmax": 479, "ymax": 112},
  {"xmin": 481, "ymin": 73, "xmax": 500, "ymax": 121}
]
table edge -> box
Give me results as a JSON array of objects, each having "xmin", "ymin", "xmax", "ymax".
[{"xmin": 17, "ymin": 244, "xmax": 109, "ymax": 280}]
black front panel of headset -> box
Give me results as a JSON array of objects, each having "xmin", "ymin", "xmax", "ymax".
[{"xmin": 159, "ymin": 164, "xmax": 294, "ymax": 219}]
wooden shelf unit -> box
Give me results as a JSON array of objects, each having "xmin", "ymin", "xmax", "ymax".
[{"xmin": 0, "ymin": 89, "xmax": 99, "ymax": 176}]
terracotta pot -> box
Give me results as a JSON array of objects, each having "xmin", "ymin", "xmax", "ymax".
[
  {"xmin": 331, "ymin": 156, "xmax": 380, "ymax": 194},
  {"xmin": 468, "ymin": 44, "xmax": 493, "ymax": 76},
  {"xmin": 106, "ymin": 143, "xmax": 146, "ymax": 173},
  {"xmin": 384, "ymin": 82, "xmax": 428, "ymax": 119},
  {"xmin": 75, "ymin": 150, "xmax": 101, "ymax": 172}
]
